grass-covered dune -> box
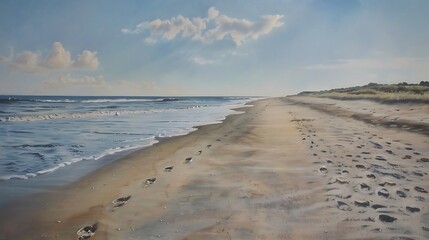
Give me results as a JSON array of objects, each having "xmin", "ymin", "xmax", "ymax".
[{"xmin": 298, "ymin": 81, "xmax": 429, "ymax": 104}]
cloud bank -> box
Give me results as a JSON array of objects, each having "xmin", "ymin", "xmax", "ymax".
[
  {"xmin": 0, "ymin": 42, "xmax": 99, "ymax": 74},
  {"xmin": 38, "ymin": 75, "xmax": 184, "ymax": 96},
  {"xmin": 122, "ymin": 7, "xmax": 284, "ymax": 46}
]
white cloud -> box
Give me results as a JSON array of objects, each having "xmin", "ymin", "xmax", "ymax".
[
  {"xmin": 191, "ymin": 56, "xmax": 215, "ymax": 65},
  {"xmin": 201, "ymin": 14, "xmax": 284, "ymax": 46},
  {"xmin": 122, "ymin": 7, "xmax": 284, "ymax": 46},
  {"xmin": 42, "ymin": 42, "xmax": 72, "ymax": 69},
  {"xmin": 73, "ymin": 50, "xmax": 99, "ymax": 70},
  {"xmin": 0, "ymin": 51, "xmax": 40, "ymax": 73},
  {"xmin": 208, "ymin": 7, "xmax": 219, "ymax": 19},
  {"xmin": 0, "ymin": 42, "xmax": 99, "ymax": 74}
]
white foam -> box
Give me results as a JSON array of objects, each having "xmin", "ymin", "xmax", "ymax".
[
  {"xmin": 0, "ymin": 174, "xmax": 29, "ymax": 180},
  {"xmin": 37, "ymin": 166, "xmax": 60, "ymax": 175},
  {"xmin": 158, "ymin": 128, "xmax": 196, "ymax": 138},
  {"xmin": 0, "ymin": 108, "xmax": 180, "ymax": 122},
  {"xmin": 0, "ymin": 139, "xmax": 159, "ymax": 181},
  {"xmin": 81, "ymin": 98, "xmax": 164, "ymax": 103},
  {"xmin": 35, "ymin": 99, "xmax": 77, "ymax": 103},
  {"xmin": 0, "ymin": 100, "xmax": 261, "ymax": 122}
]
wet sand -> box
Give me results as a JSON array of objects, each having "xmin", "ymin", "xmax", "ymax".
[{"xmin": 0, "ymin": 97, "xmax": 428, "ymax": 240}]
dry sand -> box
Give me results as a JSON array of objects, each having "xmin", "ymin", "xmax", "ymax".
[{"xmin": 0, "ymin": 97, "xmax": 428, "ymax": 240}]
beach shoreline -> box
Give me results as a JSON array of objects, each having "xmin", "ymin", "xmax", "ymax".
[{"xmin": 0, "ymin": 96, "xmax": 428, "ymax": 239}]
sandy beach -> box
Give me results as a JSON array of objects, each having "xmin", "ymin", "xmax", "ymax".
[{"xmin": 0, "ymin": 97, "xmax": 428, "ymax": 240}]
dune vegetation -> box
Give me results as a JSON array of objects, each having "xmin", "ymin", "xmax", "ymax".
[{"xmin": 298, "ymin": 81, "xmax": 429, "ymax": 103}]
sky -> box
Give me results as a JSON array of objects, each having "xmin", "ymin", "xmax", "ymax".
[{"xmin": 0, "ymin": 0, "xmax": 428, "ymax": 96}]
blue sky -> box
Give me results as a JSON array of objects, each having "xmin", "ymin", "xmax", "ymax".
[{"xmin": 1, "ymin": 0, "xmax": 428, "ymax": 96}]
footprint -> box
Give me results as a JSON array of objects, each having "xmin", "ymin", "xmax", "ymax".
[
  {"xmin": 112, "ymin": 196, "xmax": 131, "ymax": 208},
  {"xmin": 412, "ymin": 170, "xmax": 424, "ymax": 177},
  {"xmin": 77, "ymin": 223, "xmax": 98, "ymax": 240},
  {"xmin": 356, "ymin": 164, "xmax": 366, "ymax": 170},
  {"xmin": 415, "ymin": 186, "xmax": 428, "ymax": 193},
  {"xmin": 379, "ymin": 181, "xmax": 396, "ymax": 187},
  {"xmin": 417, "ymin": 158, "xmax": 429, "ymax": 163},
  {"xmin": 145, "ymin": 178, "xmax": 156, "ymax": 185},
  {"xmin": 405, "ymin": 206, "xmax": 420, "ymax": 213},
  {"xmin": 337, "ymin": 201, "xmax": 352, "ymax": 211},
  {"xmin": 396, "ymin": 190, "xmax": 407, "ymax": 198},
  {"xmin": 372, "ymin": 204, "xmax": 386, "ymax": 210},
  {"xmin": 370, "ymin": 141, "xmax": 383, "ymax": 149},
  {"xmin": 373, "ymin": 169, "xmax": 404, "ymax": 180},
  {"xmin": 185, "ymin": 157, "xmax": 193, "ymax": 164},
  {"xmin": 366, "ymin": 174, "xmax": 376, "ymax": 179},
  {"xmin": 379, "ymin": 214, "xmax": 397, "ymax": 223},
  {"xmin": 196, "ymin": 150, "xmax": 202, "ymax": 155},
  {"xmin": 377, "ymin": 188, "xmax": 390, "ymax": 198},
  {"xmin": 335, "ymin": 194, "xmax": 351, "ymax": 199},
  {"xmin": 387, "ymin": 162, "xmax": 399, "ymax": 167},
  {"xmin": 164, "ymin": 166, "xmax": 174, "ymax": 172},
  {"xmin": 375, "ymin": 156, "xmax": 387, "ymax": 161},
  {"xmin": 319, "ymin": 166, "xmax": 328, "ymax": 174},
  {"xmin": 331, "ymin": 177, "xmax": 349, "ymax": 184},
  {"xmin": 354, "ymin": 200, "xmax": 370, "ymax": 207},
  {"xmin": 386, "ymin": 150, "xmax": 394, "ymax": 155},
  {"xmin": 206, "ymin": 144, "xmax": 212, "ymax": 148},
  {"xmin": 359, "ymin": 183, "xmax": 371, "ymax": 192},
  {"xmin": 416, "ymin": 196, "xmax": 425, "ymax": 201}
]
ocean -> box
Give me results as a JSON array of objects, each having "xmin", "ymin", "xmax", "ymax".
[{"xmin": 0, "ymin": 95, "xmax": 256, "ymax": 204}]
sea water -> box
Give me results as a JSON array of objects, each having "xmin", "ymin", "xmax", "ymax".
[{"xmin": 0, "ymin": 96, "xmax": 257, "ymax": 204}]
